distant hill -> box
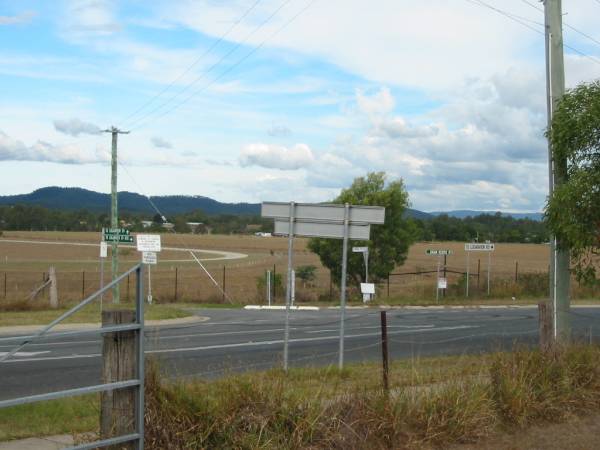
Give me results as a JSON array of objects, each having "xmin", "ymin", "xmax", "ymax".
[
  {"xmin": 0, "ymin": 187, "xmax": 260, "ymax": 216},
  {"xmin": 429, "ymin": 210, "xmax": 543, "ymax": 221},
  {"xmin": 0, "ymin": 187, "xmax": 435, "ymax": 220}
]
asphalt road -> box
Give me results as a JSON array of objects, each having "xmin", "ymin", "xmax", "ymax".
[{"xmin": 1, "ymin": 307, "xmax": 599, "ymax": 401}]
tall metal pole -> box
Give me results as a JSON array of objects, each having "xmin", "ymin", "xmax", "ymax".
[
  {"xmin": 544, "ymin": 0, "xmax": 570, "ymax": 341},
  {"xmin": 283, "ymin": 202, "xmax": 295, "ymax": 372},
  {"xmin": 338, "ymin": 203, "xmax": 350, "ymax": 369},
  {"xmin": 104, "ymin": 127, "xmax": 129, "ymax": 304}
]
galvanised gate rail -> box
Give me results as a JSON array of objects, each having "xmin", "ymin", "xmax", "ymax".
[{"xmin": 0, "ymin": 264, "xmax": 145, "ymax": 450}]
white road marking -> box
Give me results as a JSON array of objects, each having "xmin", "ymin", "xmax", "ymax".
[
  {"xmin": 0, "ymin": 239, "xmax": 247, "ymax": 261},
  {"xmin": 0, "ymin": 325, "xmax": 479, "ymax": 363},
  {"xmin": 0, "ymin": 351, "xmax": 50, "ymax": 357}
]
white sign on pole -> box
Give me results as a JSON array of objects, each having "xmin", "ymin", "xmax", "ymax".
[
  {"xmin": 136, "ymin": 234, "xmax": 161, "ymax": 252},
  {"xmin": 262, "ymin": 202, "xmax": 385, "ymax": 224},
  {"xmin": 273, "ymin": 220, "xmax": 370, "ymax": 240},
  {"xmin": 465, "ymin": 243, "xmax": 495, "ymax": 251},
  {"xmin": 360, "ymin": 283, "xmax": 375, "ymax": 294},
  {"xmin": 352, "ymin": 246, "xmax": 368, "ymax": 253},
  {"xmin": 100, "ymin": 241, "xmax": 108, "ymax": 258},
  {"xmin": 438, "ymin": 278, "xmax": 448, "ymax": 289},
  {"xmin": 142, "ymin": 252, "xmax": 157, "ymax": 265}
]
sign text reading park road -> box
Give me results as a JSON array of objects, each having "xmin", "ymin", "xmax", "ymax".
[
  {"xmin": 465, "ymin": 243, "xmax": 495, "ymax": 251},
  {"xmin": 426, "ymin": 249, "xmax": 453, "ymax": 256}
]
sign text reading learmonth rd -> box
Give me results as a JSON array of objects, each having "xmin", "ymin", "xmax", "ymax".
[{"xmin": 465, "ymin": 243, "xmax": 495, "ymax": 251}]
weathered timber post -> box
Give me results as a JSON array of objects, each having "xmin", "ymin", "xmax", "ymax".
[
  {"xmin": 380, "ymin": 311, "xmax": 389, "ymax": 392},
  {"xmin": 539, "ymin": 302, "xmax": 552, "ymax": 352},
  {"xmin": 101, "ymin": 310, "xmax": 136, "ymax": 446},
  {"xmin": 48, "ymin": 267, "xmax": 58, "ymax": 309},
  {"xmin": 174, "ymin": 267, "xmax": 178, "ymax": 301}
]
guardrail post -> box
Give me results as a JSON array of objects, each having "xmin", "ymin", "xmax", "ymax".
[
  {"xmin": 539, "ymin": 301, "xmax": 552, "ymax": 352},
  {"xmin": 380, "ymin": 311, "xmax": 389, "ymax": 392},
  {"xmin": 101, "ymin": 309, "xmax": 137, "ymax": 447}
]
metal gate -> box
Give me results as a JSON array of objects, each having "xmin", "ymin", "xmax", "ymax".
[{"xmin": 0, "ymin": 264, "xmax": 145, "ymax": 449}]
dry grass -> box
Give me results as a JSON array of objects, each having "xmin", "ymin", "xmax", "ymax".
[{"xmin": 0, "ymin": 231, "xmax": 597, "ymax": 305}]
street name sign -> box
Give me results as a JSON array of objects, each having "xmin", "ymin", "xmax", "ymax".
[
  {"xmin": 102, "ymin": 227, "xmax": 134, "ymax": 243},
  {"xmin": 426, "ymin": 249, "xmax": 453, "ymax": 256},
  {"xmin": 136, "ymin": 234, "xmax": 161, "ymax": 252},
  {"xmin": 352, "ymin": 246, "xmax": 368, "ymax": 253},
  {"xmin": 142, "ymin": 252, "xmax": 157, "ymax": 265},
  {"xmin": 465, "ymin": 243, "xmax": 495, "ymax": 251}
]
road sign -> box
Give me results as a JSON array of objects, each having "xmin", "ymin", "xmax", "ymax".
[
  {"xmin": 352, "ymin": 246, "xmax": 368, "ymax": 253},
  {"xmin": 102, "ymin": 227, "xmax": 130, "ymax": 235},
  {"xmin": 273, "ymin": 220, "xmax": 370, "ymax": 240},
  {"xmin": 136, "ymin": 234, "xmax": 161, "ymax": 252},
  {"xmin": 438, "ymin": 278, "xmax": 448, "ymax": 289},
  {"xmin": 465, "ymin": 243, "xmax": 495, "ymax": 251},
  {"xmin": 262, "ymin": 202, "xmax": 385, "ymax": 224},
  {"xmin": 142, "ymin": 252, "xmax": 157, "ymax": 265},
  {"xmin": 360, "ymin": 283, "xmax": 375, "ymax": 294},
  {"xmin": 100, "ymin": 242, "xmax": 108, "ymax": 258},
  {"xmin": 103, "ymin": 234, "xmax": 134, "ymax": 243},
  {"xmin": 426, "ymin": 249, "xmax": 453, "ymax": 256}
]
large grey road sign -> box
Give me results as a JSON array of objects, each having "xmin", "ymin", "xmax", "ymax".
[
  {"xmin": 273, "ymin": 220, "xmax": 370, "ymax": 240},
  {"xmin": 262, "ymin": 202, "xmax": 385, "ymax": 224}
]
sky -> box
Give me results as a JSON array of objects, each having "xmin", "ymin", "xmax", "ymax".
[{"xmin": 0, "ymin": 0, "xmax": 599, "ymax": 212}]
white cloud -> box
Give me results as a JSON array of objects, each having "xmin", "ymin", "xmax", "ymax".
[
  {"xmin": 267, "ymin": 124, "xmax": 292, "ymax": 138},
  {"xmin": 64, "ymin": 0, "xmax": 121, "ymax": 37},
  {"xmin": 0, "ymin": 130, "xmax": 107, "ymax": 164},
  {"xmin": 53, "ymin": 118, "xmax": 102, "ymax": 137},
  {"xmin": 0, "ymin": 11, "xmax": 36, "ymax": 25},
  {"xmin": 151, "ymin": 136, "xmax": 172, "ymax": 149},
  {"xmin": 239, "ymin": 143, "xmax": 315, "ymax": 170}
]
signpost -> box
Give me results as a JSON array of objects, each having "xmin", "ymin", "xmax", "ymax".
[
  {"xmin": 262, "ymin": 201, "xmax": 385, "ymax": 370},
  {"xmin": 465, "ymin": 242, "xmax": 495, "ymax": 297},
  {"xmin": 99, "ymin": 241, "xmax": 108, "ymax": 307},
  {"xmin": 102, "ymin": 228, "xmax": 134, "ymax": 243},
  {"xmin": 426, "ymin": 250, "xmax": 453, "ymax": 302},
  {"xmin": 102, "ymin": 228, "xmax": 132, "ymax": 304},
  {"xmin": 353, "ymin": 246, "xmax": 370, "ymax": 300},
  {"xmin": 137, "ymin": 235, "xmax": 162, "ymax": 304}
]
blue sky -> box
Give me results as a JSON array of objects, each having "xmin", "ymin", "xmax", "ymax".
[{"xmin": 0, "ymin": 0, "xmax": 599, "ymax": 212}]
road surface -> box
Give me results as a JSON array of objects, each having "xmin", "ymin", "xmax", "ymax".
[{"xmin": 1, "ymin": 307, "xmax": 598, "ymax": 400}]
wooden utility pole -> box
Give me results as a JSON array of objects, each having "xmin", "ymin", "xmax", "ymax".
[
  {"xmin": 544, "ymin": 0, "xmax": 570, "ymax": 342},
  {"xmin": 101, "ymin": 310, "xmax": 136, "ymax": 445},
  {"xmin": 103, "ymin": 127, "xmax": 130, "ymax": 304}
]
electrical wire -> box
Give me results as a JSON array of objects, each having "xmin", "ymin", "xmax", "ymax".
[
  {"xmin": 119, "ymin": 0, "xmax": 263, "ymax": 126},
  {"xmin": 124, "ymin": 0, "xmax": 298, "ymax": 130},
  {"xmin": 129, "ymin": 0, "xmax": 318, "ymax": 131}
]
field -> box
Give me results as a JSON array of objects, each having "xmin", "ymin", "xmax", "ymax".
[{"xmin": 0, "ymin": 230, "xmax": 596, "ymax": 307}]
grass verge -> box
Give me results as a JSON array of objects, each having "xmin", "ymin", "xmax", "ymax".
[{"xmin": 0, "ymin": 302, "xmax": 192, "ymax": 327}]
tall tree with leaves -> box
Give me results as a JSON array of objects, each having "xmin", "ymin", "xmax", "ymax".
[
  {"xmin": 308, "ymin": 172, "xmax": 417, "ymax": 286},
  {"xmin": 545, "ymin": 80, "xmax": 600, "ymax": 284}
]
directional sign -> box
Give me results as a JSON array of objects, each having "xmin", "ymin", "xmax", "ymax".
[
  {"xmin": 438, "ymin": 278, "xmax": 448, "ymax": 289},
  {"xmin": 352, "ymin": 246, "xmax": 368, "ymax": 253},
  {"xmin": 465, "ymin": 243, "xmax": 495, "ymax": 251},
  {"xmin": 273, "ymin": 220, "xmax": 370, "ymax": 240},
  {"xmin": 103, "ymin": 234, "xmax": 134, "ymax": 243},
  {"xmin": 426, "ymin": 249, "xmax": 453, "ymax": 256},
  {"xmin": 262, "ymin": 202, "xmax": 385, "ymax": 224},
  {"xmin": 142, "ymin": 252, "xmax": 157, "ymax": 265},
  {"xmin": 360, "ymin": 283, "xmax": 375, "ymax": 294},
  {"xmin": 137, "ymin": 234, "xmax": 161, "ymax": 252},
  {"xmin": 100, "ymin": 242, "xmax": 108, "ymax": 258},
  {"xmin": 102, "ymin": 228, "xmax": 130, "ymax": 235}
]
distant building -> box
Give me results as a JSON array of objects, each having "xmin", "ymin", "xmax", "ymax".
[{"xmin": 254, "ymin": 232, "xmax": 272, "ymax": 237}]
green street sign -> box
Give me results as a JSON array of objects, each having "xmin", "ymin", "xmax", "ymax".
[
  {"xmin": 103, "ymin": 234, "xmax": 134, "ymax": 243},
  {"xmin": 102, "ymin": 227, "xmax": 130, "ymax": 235}
]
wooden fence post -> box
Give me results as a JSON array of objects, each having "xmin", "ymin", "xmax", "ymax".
[
  {"xmin": 273, "ymin": 264, "xmax": 277, "ymax": 299},
  {"xmin": 174, "ymin": 267, "xmax": 178, "ymax": 301},
  {"xmin": 515, "ymin": 261, "xmax": 519, "ymax": 282},
  {"xmin": 222, "ymin": 266, "xmax": 226, "ymax": 303},
  {"xmin": 477, "ymin": 259, "xmax": 481, "ymax": 291},
  {"xmin": 387, "ymin": 274, "xmax": 390, "ymax": 298},
  {"xmin": 380, "ymin": 311, "xmax": 389, "ymax": 392},
  {"xmin": 48, "ymin": 267, "xmax": 58, "ymax": 309},
  {"xmin": 82, "ymin": 271, "xmax": 86, "ymax": 298},
  {"xmin": 539, "ymin": 302, "xmax": 552, "ymax": 352},
  {"xmin": 126, "ymin": 274, "xmax": 130, "ymax": 302},
  {"xmin": 3, "ymin": 272, "xmax": 6, "ymax": 299},
  {"xmin": 101, "ymin": 310, "xmax": 136, "ymax": 446}
]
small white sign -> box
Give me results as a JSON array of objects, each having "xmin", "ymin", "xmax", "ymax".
[
  {"xmin": 438, "ymin": 278, "xmax": 448, "ymax": 289},
  {"xmin": 465, "ymin": 243, "xmax": 495, "ymax": 251},
  {"xmin": 100, "ymin": 241, "xmax": 108, "ymax": 258},
  {"xmin": 352, "ymin": 246, "xmax": 368, "ymax": 253},
  {"xmin": 137, "ymin": 234, "xmax": 161, "ymax": 252},
  {"xmin": 142, "ymin": 252, "xmax": 157, "ymax": 265},
  {"xmin": 360, "ymin": 283, "xmax": 375, "ymax": 294}
]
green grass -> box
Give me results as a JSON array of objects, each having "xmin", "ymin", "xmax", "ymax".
[
  {"xmin": 0, "ymin": 395, "xmax": 98, "ymax": 441},
  {"xmin": 0, "ymin": 303, "xmax": 191, "ymax": 327}
]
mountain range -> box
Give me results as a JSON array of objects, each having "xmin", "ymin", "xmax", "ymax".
[{"xmin": 0, "ymin": 187, "xmax": 543, "ymax": 221}]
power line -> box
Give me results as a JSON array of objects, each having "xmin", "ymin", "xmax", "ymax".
[
  {"xmin": 465, "ymin": 0, "xmax": 600, "ymax": 67},
  {"xmin": 130, "ymin": 0, "xmax": 318, "ymax": 131},
  {"xmin": 519, "ymin": 0, "xmax": 600, "ymax": 50},
  {"xmin": 119, "ymin": 0, "xmax": 263, "ymax": 127},
  {"xmin": 125, "ymin": 0, "xmax": 298, "ymax": 130}
]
